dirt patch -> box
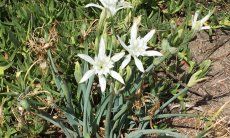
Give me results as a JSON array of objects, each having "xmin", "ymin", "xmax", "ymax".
[
  {"xmin": 189, "ymin": 30, "xmax": 230, "ymax": 112},
  {"xmin": 171, "ymin": 30, "xmax": 230, "ymax": 137}
]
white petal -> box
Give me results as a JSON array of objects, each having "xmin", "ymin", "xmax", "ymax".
[
  {"xmin": 142, "ymin": 29, "xmax": 155, "ymax": 43},
  {"xmin": 79, "ymin": 69, "xmax": 95, "ymax": 83},
  {"xmin": 108, "ymin": 6, "xmax": 117, "ymax": 15},
  {"xmin": 116, "ymin": 1, "xmax": 133, "ymax": 12},
  {"xmin": 192, "ymin": 11, "xmax": 199, "ymax": 27},
  {"xmin": 111, "ymin": 52, "xmax": 125, "ymax": 62},
  {"xmin": 134, "ymin": 57, "xmax": 144, "ymax": 72},
  {"xmin": 117, "ymin": 35, "xmax": 130, "ymax": 52},
  {"xmin": 121, "ymin": 54, "xmax": 131, "ymax": 69},
  {"xmin": 99, "ymin": 0, "xmax": 107, "ymax": 8},
  {"xmin": 144, "ymin": 50, "xmax": 163, "ymax": 57},
  {"xmin": 99, "ymin": 37, "xmax": 106, "ymax": 58},
  {"xmin": 110, "ymin": 71, "xmax": 125, "ymax": 84},
  {"xmin": 130, "ymin": 20, "xmax": 138, "ymax": 43},
  {"xmin": 200, "ymin": 12, "xmax": 212, "ymax": 24},
  {"xmin": 118, "ymin": 1, "xmax": 133, "ymax": 8},
  {"xmin": 201, "ymin": 26, "xmax": 211, "ymax": 30},
  {"xmin": 85, "ymin": 3, "xmax": 103, "ymax": 10},
  {"xmin": 78, "ymin": 54, "xmax": 95, "ymax": 65},
  {"xmin": 99, "ymin": 75, "xmax": 106, "ymax": 92}
]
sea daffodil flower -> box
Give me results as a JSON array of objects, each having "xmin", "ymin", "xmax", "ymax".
[
  {"xmin": 78, "ymin": 37, "xmax": 125, "ymax": 92},
  {"xmin": 85, "ymin": 0, "xmax": 132, "ymax": 16},
  {"xmin": 117, "ymin": 16, "xmax": 163, "ymax": 72},
  {"xmin": 191, "ymin": 10, "xmax": 213, "ymax": 32}
]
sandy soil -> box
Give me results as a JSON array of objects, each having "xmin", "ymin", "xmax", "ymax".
[{"xmin": 171, "ymin": 30, "xmax": 230, "ymax": 137}]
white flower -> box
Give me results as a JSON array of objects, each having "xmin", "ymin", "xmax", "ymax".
[
  {"xmin": 78, "ymin": 37, "xmax": 125, "ymax": 92},
  {"xmin": 117, "ymin": 16, "xmax": 163, "ymax": 72},
  {"xmin": 85, "ymin": 0, "xmax": 132, "ymax": 16},
  {"xmin": 192, "ymin": 11, "xmax": 212, "ymax": 31}
]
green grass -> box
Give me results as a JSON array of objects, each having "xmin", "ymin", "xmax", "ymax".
[{"xmin": 0, "ymin": 0, "xmax": 229, "ymax": 137}]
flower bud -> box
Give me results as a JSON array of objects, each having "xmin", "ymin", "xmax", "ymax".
[
  {"xmin": 74, "ymin": 61, "xmax": 82, "ymax": 83},
  {"xmin": 0, "ymin": 67, "xmax": 4, "ymax": 76},
  {"xmin": 125, "ymin": 65, "xmax": 132, "ymax": 82},
  {"xmin": 19, "ymin": 99, "xmax": 30, "ymax": 110},
  {"xmin": 98, "ymin": 8, "xmax": 108, "ymax": 33}
]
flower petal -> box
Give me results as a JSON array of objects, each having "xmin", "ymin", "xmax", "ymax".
[
  {"xmin": 78, "ymin": 54, "xmax": 95, "ymax": 65},
  {"xmin": 99, "ymin": 37, "xmax": 106, "ymax": 58},
  {"xmin": 134, "ymin": 57, "xmax": 144, "ymax": 72},
  {"xmin": 116, "ymin": 1, "xmax": 133, "ymax": 12},
  {"xmin": 192, "ymin": 11, "xmax": 199, "ymax": 27},
  {"xmin": 144, "ymin": 50, "xmax": 163, "ymax": 57},
  {"xmin": 85, "ymin": 3, "xmax": 103, "ymax": 10},
  {"xmin": 118, "ymin": 1, "xmax": 133, "ymax": 8},
  {"xmin": 121, "ymin": 54, "xmax": 131, "ymax": 69},
  {"xmin": 201, "ymin": 26, "xmax": 210, "ymax": 30},
  {"xmin": 130, "ymin": 19, "xmax": 138, "ymax": 43},
  {"xmin": 117, "ymin": 35, "xmax": 130, "ymax": 52},
  {"xmin": 99, "ymin": 0, "xmax": 107, "ymax": 8},
  {"xmin": 108, "ymin": 6, "xmax": 117, "ymax": 15},
  {"xmin": 79, "ymin": 69, "xmax": 95, "ymax": 83},
  {"xmin": 111, "ymin": 52, "xmax": 125, "ymax": 62},
  {"xmin": 200, "ymin": 12, "xmax": 212, "ymax": 24},
  {"xmin": 142, "ymin": 29, "xmax": 156, "ymax": 43},
  {"xmin": 99, "ymin": 75, "xmax": 106, "ymax": 92},
  {"xmin": 110, "ymin": 70, "xmax": 125, "ymax": 84},
  {"xmin": 142, "ymin": 29, "xmax": 155, "ymax": 43}
]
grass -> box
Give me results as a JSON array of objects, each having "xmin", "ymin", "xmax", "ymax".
[{"xmin": 0, "ymin": 0, "xmax": 229, "ymax": 137}]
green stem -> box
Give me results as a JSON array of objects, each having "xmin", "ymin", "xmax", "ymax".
[
  {"xmin": 95, "ymin": 8, "xmax": 108, "ymax": 54},
  {"xmin": 105, "ymin": 90, "xmax": 115, "ymax": 138},
  {"xmin": 154, "ymin": 87, "xmax": 188, "ymax": 117},
  {"xmin": 83, "ymin": 76, "xmax": 94, "ymax": 137},
  {"xmin": 180, "ymin": 99, "xmax": 186, "ymax": 112},
  {"xmin": 47, "ymin": 50, "xmax": 73, "ymax": 113}
]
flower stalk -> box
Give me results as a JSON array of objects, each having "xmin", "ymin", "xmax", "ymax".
[
  {"xmin": 83, "ymin": 75, "xmax": 95, "ymax": 137},
  {"xmin": 105, "ymin": 85, "xmax": 116, "ymax": 138},
  {"xmin": 98, "ymin": 8, "xmax": 108, "ymax": 33},
  {"xmin": 95, "ymin": 9, "xmax": 108, "ymax": 54}
]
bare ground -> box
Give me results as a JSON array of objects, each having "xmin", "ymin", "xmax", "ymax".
[{"xmin": 172, "ymin": 30, "xmax": 230, "ymax": 137}]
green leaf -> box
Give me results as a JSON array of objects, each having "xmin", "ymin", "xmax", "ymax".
[
  {"xmin": 161, "ymin": 39, "xmax": 177, "ymax": 54},
  {"xmin": 48, "ymin": 50, "xmax": 73, "ymax": 111},
  {"xmin": 36, "ymin": 111, "xmax": 77, "ymax": 138},
  {"xmin": 0, "ymin": 62, "xmax": 13, "ymax": 76},
  {"xmin": 198, "ymin": 60, "xmax": 212, "ymax": 78},
  {"xmin": 187, "ymin": 70, "xmax": 207, "ymax": 87}
]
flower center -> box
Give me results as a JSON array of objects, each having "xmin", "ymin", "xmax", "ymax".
[
  {"xmin": 129, "ymin": 39, "xmax": 146, "ymax": 57},
  {"xmin": 93, "ymin": 57, "xmax": 114, "ymax": 75}
]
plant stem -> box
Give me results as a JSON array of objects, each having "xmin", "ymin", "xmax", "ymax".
[
  {"xmin": 105, "ymin": 90, "xmax": 115, "ymax": 138},
  {"xmin": 95, "ymin": 8, "xmax": 108, "ymax": 54},
  {"xmin": 83, "ymin": 76, "xmax": 94, "ymax": 137},
  {"xmin": 154, "ymin": 87, "xmax": 188, "ymax": 117}
]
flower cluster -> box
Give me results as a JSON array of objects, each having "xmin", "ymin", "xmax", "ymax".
[
  {"xmin": 78, "ymin": 0, "xmax": 213, "ymax": 92},
  {"xmin": 191, "ymin": 10, "xmax": 213, "ymax": 32},
  {"xmin": 117, "ymin": 16, "xmax": 163, "ymax": 72},
  {"xmin": 78, "ymin": 38, "xmax": 125, "ymax": 92},
  {"xmin": 78, "ymin": 17, "xmax": 162, "ymax": 92},
  {"xmin": 86, "ymin": 0, "xmax": 132, "ymax": 16}
]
